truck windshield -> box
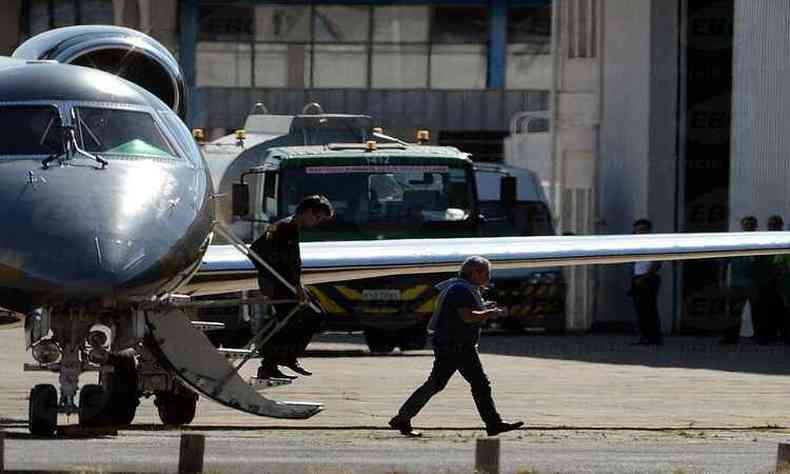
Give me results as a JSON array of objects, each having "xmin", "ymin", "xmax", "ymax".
[
  {"xmin": 0, "ymin": 106, "xmax": 62, "ymax": 155},
  {"xmin": 75, "ymin": 107, "xmax": 178, "ymax": 159},
  {"xmin": 280, "ymin": 164, "xmax": 474, "ymax": 238}
]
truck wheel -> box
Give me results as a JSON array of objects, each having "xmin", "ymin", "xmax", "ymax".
[
  {"xmin": 398, "ymin": 324, "xmax": 427, "ymax": 351},
  {"xmin": 502, "ymin": 317, "xmax": 526, "ymax": 334},
  {"xmin": 363, "ymin": 328, "xmax": 395, "ymax": 354},
  {"xmin": 544, "ymin": 318, "xmax": 567, "ymax": 334}
]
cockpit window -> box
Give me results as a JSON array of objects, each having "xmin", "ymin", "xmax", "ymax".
[
  {"xmin": 0, "ymin": 106, "xmax": 63, "ymax": 155},
  {"xmin": 75, "ymin": 107, "xmax": 178, "ymax": 159}
]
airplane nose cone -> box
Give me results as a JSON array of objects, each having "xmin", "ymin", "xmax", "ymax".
[{"xmin": 0, "ymin": 162, "xmax": 211, "ymax": 305}]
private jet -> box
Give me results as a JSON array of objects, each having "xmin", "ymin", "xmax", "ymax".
[{"xmin": 2, "ymin": 26, "xmax": 789, "ymax": 437}]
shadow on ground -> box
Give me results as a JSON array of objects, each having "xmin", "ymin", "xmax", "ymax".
[{"xmin": 310, "ymin": 332, "xmax": 790, "ymax": 376}]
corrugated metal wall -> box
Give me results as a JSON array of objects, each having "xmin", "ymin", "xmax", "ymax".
[
  {"xmin": 196, "ymin": 88, "xmax": 548, "ymax": 132},
  {"xmin": 730, "ymin": 0, "xmax": 790, "ymax": 229}
]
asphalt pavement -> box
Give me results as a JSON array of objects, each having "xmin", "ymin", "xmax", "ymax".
[{"xmin": 2, "ymin": 324, "xmax": 790, "ymax": 473}]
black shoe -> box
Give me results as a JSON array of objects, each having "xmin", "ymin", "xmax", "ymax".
[
  {"xmin": 486, "ymin": 421, "xmax": 524, "ymax": 436},
  {"xmin": 389, "ymin": 416, "xmax": 422, "ymax": 437},
  {"xmin": 285, "ymin": 360, "xmax": 312, "ymax": 376},
  {"xmin": 257, "ymin": 364, "xmax": 296, "ymax": 380}
]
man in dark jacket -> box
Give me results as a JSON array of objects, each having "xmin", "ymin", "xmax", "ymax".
[
  {"xmin": 250, "ymin": 195, "xmax": 334, "ymax": 379},
  {"xmin": 389, "ymin": 256, "xmax": 524, "ymax": 437}
]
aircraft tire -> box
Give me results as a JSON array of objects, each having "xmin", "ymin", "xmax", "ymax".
[
  {"xmin": 29, "ymin": 384, "xmax": 57, "ymax": 436},
  {"xmin": 102, "ymin": 350, "xmax": 139, "ymax": 426},
  {"xmin": 155, "ymin": 391, "xmax": 198, "ymax": 426},
  {"xmin": 363, "ymin": 328, "xmax": 396, "ymax": 354},
  {"xmin": 79, "ymin": 384, "xmax": 110, "ymax": 428}
]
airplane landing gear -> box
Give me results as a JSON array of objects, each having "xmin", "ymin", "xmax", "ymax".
[
  {"xmin": 29, "ymin": 384, "xmax": 58, "ymax": 436},
  {"xmin": 155, "ymin": 388, "xmax": 198, "ymax": 426},
  {"xmin": 78, "ymin": 384, "xmax": 109, "ymax": 427},
  {"xmin": 101, "ymin": 351, "xmax": 139, "ymax": 426}
]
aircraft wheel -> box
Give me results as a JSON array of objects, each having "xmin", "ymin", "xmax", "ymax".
[
  {"xmin": 29, "ymin": 384, "xmax": 57, "ymax": 436},
  {"xmin": 363, "ymin": 328, "xmax": 395, "ymax": 354},
  {"xmin": 79, "ymin": 384, "xmax": 109, "ymax": 427},
  {"xmin": 102, "ymin": 351, "xmax": 139, "ymax": 426},
  {"xmin": 155, "ymin": 391, "xmax": 198, "ymax": 426}
]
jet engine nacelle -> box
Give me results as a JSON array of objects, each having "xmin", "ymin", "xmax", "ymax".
[{"xmin": 13, "ymin": 25, "xmax": 186, "ymax": 119}]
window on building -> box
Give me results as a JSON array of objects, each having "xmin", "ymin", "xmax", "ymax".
[
  {"xmin": 430, "ymin": 7, "xmax": 487, "ymax": 89},
  {"xmin": 196, "ymin": 4, "xmax": 496, "ymax": 91},
  {"xmin": 197, "ymin": 5, "xmax": 254, "ymax": 87},
  {"xmin": 312, "ymin": 6, "xmax": 369, "ymax": 88},
  {"xmin": 567, "ymin": 0, "xmax": 597, "ymax": 59},
  {"xmin": 28, "ymin": 0, "xmax": 113, "ymax": 37},
  {"xmin": 507, "ymin": 2, "xmax": 553, "ymax": 89},
  {"xmin": 199, "ymin": 5, "xmax": 254, "ymax": 42},
  {"xmin": 371, "ymin": 6, "xmax": 430, "ymax": 88},
  {"xmin": 81, "ymin": 0, "xmax": 114, "ymax": 25},
  {"xmin": 196, "ymin": 42, "xmax": 252, "ymax": 87},
  {"xmin": 254, "ymin": 6, "xmax": 310, "ymax": 87}
]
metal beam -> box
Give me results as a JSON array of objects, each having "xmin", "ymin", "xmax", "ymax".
[
  {"xmin": 487, "ymin": 0, "xmax": 507, "ymax": 89},
  {"xmin": 179, "ymin": 0, "xmax": 199, "ymax": 127}
]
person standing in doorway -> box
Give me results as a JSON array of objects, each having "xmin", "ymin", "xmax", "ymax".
[
  {"xmin": 629, "ymin": 219, "xmax": 663, "ymax": 346},
  {"xmin": 720, "ymin": 215, "xmax": 759, "ymax": 345},
  {"xmin": 389, "ymin": 256, "xmax": 524, "ymax": 437}
]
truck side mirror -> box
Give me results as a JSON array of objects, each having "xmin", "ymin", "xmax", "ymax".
[
  {"xmin": 232, "ymin": 183, "xmax": 250, "ymax": 218},
  {"xmin": 501, "ymin": 176, "xmax": 517, "ymax": 207}
]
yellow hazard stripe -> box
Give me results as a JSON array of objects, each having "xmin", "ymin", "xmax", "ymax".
[
  {"xmin": 416, "ymin": 296, "xmax": 437, "ymax": 313},
  {"xmin": 308, "ymin": 287, "xmax": 348, "ymax": 315},
  {"xmin": 335, "ymin": 285, "xmax": 363, "ymax": 301},
  {"xmin": 401, "ymin": 285, "xmax": 430, "ymax": 301}
]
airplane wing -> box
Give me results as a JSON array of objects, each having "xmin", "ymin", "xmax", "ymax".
[
  {"xmin": 158, "ymin": 231, "xmax": 790, "ymax": 421},
  {"xmin": 184, "ymin": 231, "xmax": 790, "ymax": 296}
]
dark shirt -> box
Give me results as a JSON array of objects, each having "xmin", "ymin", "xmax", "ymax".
[
  {"xmin": 249, "ymin": 216, "xmax": 301, "ymax": 292},
  {"xmin": 432, "ymin": 283, "xmax": 484, "ymax": 348}
]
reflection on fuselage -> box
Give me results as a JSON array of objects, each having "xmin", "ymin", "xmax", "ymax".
[{"xmin": 0, "ymin": 99, "xmax": 213, "ymax": 313}]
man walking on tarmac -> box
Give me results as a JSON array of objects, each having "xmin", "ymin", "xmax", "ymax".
[
  {"xmin": 250, "ymin": 195, "xmax": 334, "ymax": 380},
  {"xmin": 389, "ymin": 256, "xmax": 524, "ymax": 437}
]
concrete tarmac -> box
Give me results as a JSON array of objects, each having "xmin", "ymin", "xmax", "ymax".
[{"xmin": 2, "ymin": 323, "xmax": 790, "ymax": 473}]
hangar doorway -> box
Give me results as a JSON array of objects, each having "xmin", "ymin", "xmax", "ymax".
[{"xmin": 679, "ymin": 0, "xmax": 734, "ymax": 332}]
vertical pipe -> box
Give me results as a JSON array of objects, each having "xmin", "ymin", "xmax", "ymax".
[
  {"xmin": 487, "ymin": 0, "xmax": 507, "ymax": 89},
  {"xmin": 673, "ymin": 0, "xmax": 688, "ymax": 332},
  {"xmin": 550, "ymin": 0, "xmax": 562, "ymax": 230}
]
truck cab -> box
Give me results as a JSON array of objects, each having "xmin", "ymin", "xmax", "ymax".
[{"xmin": 234, "ymin": 141, "xmax": 482, "ymax": 352}]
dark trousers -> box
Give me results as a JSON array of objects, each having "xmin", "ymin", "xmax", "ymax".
[
  {"xmin": 631, "ymin": 274, "xmax": 663, "ymax": 344},
  {"xmin": 397, "ymin": 345, "xmax": 502, "ymax": 427},
  {"xmin": 259, "ymin": 283, "xmax": 323, "ymax": 365}
]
